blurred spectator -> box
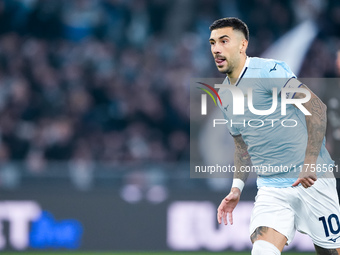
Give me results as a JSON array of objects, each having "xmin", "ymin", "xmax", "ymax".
[
  {"xmin": 61, "ymin": 0, "xmax": 104, "ymax": 41},
  {"xmin": 0, "ymin": 0, "xmax": 339, "ymax": 174}
]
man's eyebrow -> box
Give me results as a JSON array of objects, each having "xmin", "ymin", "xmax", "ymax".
[
  {"xmin": 209, "ymin": 35, "xmax": 230, "ymax": 41},
  {"xmin": 218, "ymin": 35, "xmax": 230, "ymax": 39}
]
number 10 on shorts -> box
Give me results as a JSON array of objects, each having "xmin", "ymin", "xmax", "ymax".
[{"xmin": 319, "ymin": 214, "xmax": 340, "ymax": 237}]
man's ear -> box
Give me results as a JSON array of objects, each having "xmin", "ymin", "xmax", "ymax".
[{"xmin": 240, "ymin": 39, "xmax": 248, "ymax": 53}]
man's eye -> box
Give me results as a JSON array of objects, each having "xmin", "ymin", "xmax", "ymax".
[
  {"xmin": 222, "ymin": 40, "xmax": 227, "ymax": 43},
  {"xmin": 210, "ymin": 42, "xmax": 215, "ymax": 45}
]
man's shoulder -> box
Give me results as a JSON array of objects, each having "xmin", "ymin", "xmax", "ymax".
[
  {"xmin": 244, "ymin": 57, "xmax": 275, "ymax": 78},
  {"xmin": 248, "ymin": 57, "xmax": 294, "ymax": 78},
  {"xmin": 248, "ymin": 57, "xmax": 284, "ymax": 70}
]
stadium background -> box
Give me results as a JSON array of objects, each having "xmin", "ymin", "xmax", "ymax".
[{"xmin": 0, "ymin": 0, "xmax": 339, "ymax": 253}]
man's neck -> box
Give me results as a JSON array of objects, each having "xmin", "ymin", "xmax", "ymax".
[{"xmin": 228, "ymin": 55, "xmax": 247, "ymax": 81}]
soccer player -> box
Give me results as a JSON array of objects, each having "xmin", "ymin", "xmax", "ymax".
[{"xmin": 210, "ymin": 17, "xmax": 340, "ymax": 254}]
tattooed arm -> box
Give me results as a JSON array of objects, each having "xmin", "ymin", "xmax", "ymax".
[
  {"xmin": 292, "ymin": 84, "xmax": 327, "ymax": 188},
  {"xmin": 217, "ymin": 135, "xmax": 252, "ymax": 225},
  {"xmin": 233, "ymin": 135, "xmax": 252, "ymax": 185}
]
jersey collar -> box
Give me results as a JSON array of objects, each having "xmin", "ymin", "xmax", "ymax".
[{"xmin": 226, "ymin": 56, "xmax": 249, "ymax": 86}]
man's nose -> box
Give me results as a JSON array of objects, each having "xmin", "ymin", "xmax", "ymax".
[{"xmin": 212, "ymin": 44, "xmax": 221, "ymax": 55}]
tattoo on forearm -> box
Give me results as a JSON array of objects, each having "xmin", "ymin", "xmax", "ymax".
[
  {"xmin": 314, "ymin": 245, "xmax": 339, "ymax": 255},
  {"xmin": 234, "ymin": 136, "xmax": 251, "ymax": 182},
  {"xmin": 234, "ymin": 152, "xmax": 251, "ymax": 180},
  {"xmin": 250, "ymin": 226, "xmax": 268, "ymax": 243}
]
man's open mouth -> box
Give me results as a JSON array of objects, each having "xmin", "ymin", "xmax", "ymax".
[{"xmin": 215, "ymin": 56, "xmax": 226, "ymax": 65}]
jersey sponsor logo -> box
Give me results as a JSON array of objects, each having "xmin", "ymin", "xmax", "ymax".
[{"xmin": 269, "ymin": 63, "xmax": 277, "ymax": 72}]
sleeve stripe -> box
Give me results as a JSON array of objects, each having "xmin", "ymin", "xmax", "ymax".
[
  {"xmin": 280, "ymin": 78, "xmax": 302, "ymax": 99},
  {"xmin": 291, "ymin": 83, "xmax": 303, "ymax": 99},
  {"xmin": 282, "ymin": 77, "xmax": 296, "ymax": 88}
]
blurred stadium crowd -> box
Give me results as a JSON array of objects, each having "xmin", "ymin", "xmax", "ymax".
[{"xmin": 0, "ymin": 0, "xmax": 340, "ymax": 174}]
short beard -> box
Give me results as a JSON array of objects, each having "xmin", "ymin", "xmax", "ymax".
[
  {"xmin": 219, "ymin": 65, "xmax": 233, "ymax": 75},
  {"xmin": 219, "ymin": 57, "xmax": 236, "ymax": 75}
]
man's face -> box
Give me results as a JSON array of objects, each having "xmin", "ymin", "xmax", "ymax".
[{"xmin": 209, "ymin": 27, "xmax": 244, "ymax": 74}]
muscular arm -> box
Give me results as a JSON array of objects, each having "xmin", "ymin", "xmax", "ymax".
[
  {"xmin": 293, "ymin": 84, "xmax": 327, "ymax": 187},
  {"xmin": 296, "ymin": 84, "xmax": 327, "ymax": 161},
  {"xmin": 233, "ymin": 135, "xmax": 252, "ymax": 187}
]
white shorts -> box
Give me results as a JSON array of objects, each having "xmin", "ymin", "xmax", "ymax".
[{"xmin": 249, "ymin": 175, "xmax": 340, "ymax": 249}]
